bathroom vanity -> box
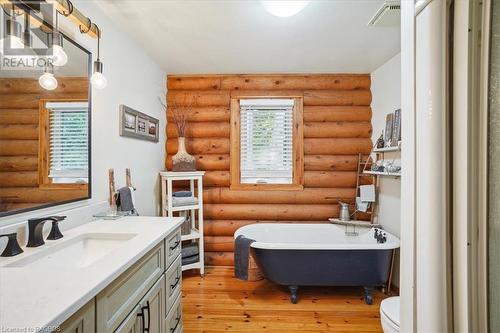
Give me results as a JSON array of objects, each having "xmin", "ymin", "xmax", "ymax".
[{"xmin": 0, "ymin": 216, "xmax": 184, "ymax": 333}]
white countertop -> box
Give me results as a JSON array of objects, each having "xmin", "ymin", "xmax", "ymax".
[{"xmin": 0, "ymin": 216, "xmax": 183, "ymax": 330}]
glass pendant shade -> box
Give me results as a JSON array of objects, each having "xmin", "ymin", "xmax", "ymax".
[
  {"xmin": 91, "ymin": 60, "xmax": 107, "ymax": 89},
  {"xmin": 39, "ymin": 68, "xmax": 58, "ymax": 91}
]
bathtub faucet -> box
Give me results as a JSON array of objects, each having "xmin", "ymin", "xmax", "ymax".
[{"xmin": 374, "ymin": 228, "xmax": 387, "ymax": 244}]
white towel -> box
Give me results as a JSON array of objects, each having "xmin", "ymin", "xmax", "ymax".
[
  {"xmin": 359, "ymin": 185, "xmax": 375, "ymax": 202},
  {"xmin": 356, "ymin": 197, "xmax": 369, "ymax": 212}
]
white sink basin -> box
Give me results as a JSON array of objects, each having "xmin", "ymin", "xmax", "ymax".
[{"xmin": 5, "ymin": 233, "xmax": 137, "ymax": 269}]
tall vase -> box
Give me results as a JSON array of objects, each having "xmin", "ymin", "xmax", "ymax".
[{"xmin": 172, "ymin": 137, "xmax": 196, "ymax": 171}]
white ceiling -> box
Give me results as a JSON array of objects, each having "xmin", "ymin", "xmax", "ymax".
[{"xmin": 95, "ymin": 0, "xmax": 400, "ymax": 74}]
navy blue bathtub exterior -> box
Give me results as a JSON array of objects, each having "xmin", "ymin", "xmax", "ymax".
[{"xmin": 252, "ymin": 248, "xmax": 393, "ymax": 304}]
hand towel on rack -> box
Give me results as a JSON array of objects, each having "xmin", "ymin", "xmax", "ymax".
[
  {"xmin": 359, "ymin": 184, "xmax": 376, "ymax": 202},
  {"xmin": 173, "ymin": 191, "xmax": 192, "ymax": 197},
  {"xmin": 356, "ymin": 197, "xmax": 369, "ymax": 212},
  {"xmin": 117, "ymin": 187, "xmax": 135, "ymax": 212}
]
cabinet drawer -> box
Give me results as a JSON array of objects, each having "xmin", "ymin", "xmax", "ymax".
[
  {"xmin": 165, "ymin": 228, "xmax": 181, "ymax": 268},
  {"xmin": 60, "ymin": 300, "xmax": 95, "ymax": 333},
  {"xmin": 114, "ymin": 304, "xmax": 141, "ymax": 333},
  {"xmin": 96, "ymin": 243, "xmax": 165, "ymax": 332},
  {"xmin": 165, "ymin": 293, "xmax": 182, "ymax": 333},
  {"xmin": 165, "ymin": 254, "xmax": 182, "ymax": 314}
]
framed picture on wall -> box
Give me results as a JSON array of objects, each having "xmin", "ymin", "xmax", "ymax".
[
  {"xmin": 119, "ymin": 105, "xmax": 159, "ymax": 142},
  {"xmin": 392, "ymin": 109, "xmax": 401, "ymax": 142},
  {"xmin": 384, "ymin": 113, "xmax": 394, "ymax": 145}
]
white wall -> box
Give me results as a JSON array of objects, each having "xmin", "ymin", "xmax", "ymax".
[
  {"xmin": 0, "ymin": 1, "xmax": 165, "ymax": 238},
  {"xmin": 370, "ymin": 53, "xmax": 401, "ymax": 286}
]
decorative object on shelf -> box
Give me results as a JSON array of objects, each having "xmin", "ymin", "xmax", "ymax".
[
  {"xmin": 376, "ymin": 131, "xmax": 385, "ymax": 148},
  {"xmin": 371, "ymin": 159, "xmax": 385, "ymax": 172},
  {"xmin": 338, "ymin": 201, "xmax": 351, "ymax": 221},
  {"xmin": 119, "ymin": 105, "xmax": 159, "ymax": 142},
  {"xmin": 384, "ymin": 113, "xmax": 394, "ymax": 146},
  {"xmin": 161, "ymin": 97, "xmax": 197, "ymax": 171},
  {"xmin": 392, "ymin": 109, "xmax": 401, "ymax": 145},
  {"xmin": 160, "ymin": 171, "xmax": 205, "ymax": 275}
]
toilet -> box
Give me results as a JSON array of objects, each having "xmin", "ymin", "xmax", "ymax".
[{"xmin": 380, "ymin": 296, "xmax": 400, "ymax": 333}]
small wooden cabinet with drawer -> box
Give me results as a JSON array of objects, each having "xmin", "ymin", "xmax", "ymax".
[{"xmin": 59, "ymin": 226, "xmax": 183, "ymax": 333}]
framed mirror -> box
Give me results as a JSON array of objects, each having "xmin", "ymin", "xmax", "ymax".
[{"xmin": 0, "ymin": 27, "xmax": 91, "ymax": 217}]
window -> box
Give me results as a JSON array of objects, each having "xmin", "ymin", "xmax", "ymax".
[
  {"xmin": 230, "ymin": 97, "xmax": 303, "ymax": 190},
  {"xmin": 39, "ymin": 101, "xmax": 89, "ymax": 186}
]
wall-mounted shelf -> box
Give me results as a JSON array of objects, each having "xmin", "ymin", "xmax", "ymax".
[
  {"xmin": 363, "ymin": 170, "xmax": 401, "ymax": 178},
  {"xmin": 373, "ymin": 145, "xmax": 401, "ymax": 153}
]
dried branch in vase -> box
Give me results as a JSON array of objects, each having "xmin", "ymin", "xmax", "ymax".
[{"xmin": 159, "ymin": 95, "xmax": 194, "ymax": 137}]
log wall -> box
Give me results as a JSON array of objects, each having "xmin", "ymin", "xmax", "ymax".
[
  {"xmin": 165, "ymin": 74, "xmax": 373, "ymax": 266},
  {"xmin": 0, "ymin": 78, "xmax": 88, "ymax": 213}
]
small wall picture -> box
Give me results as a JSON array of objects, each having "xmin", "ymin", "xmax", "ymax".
[
  {"xmin": 384, "ymin": 113, "xmax": 394, "ymax": 145},
  {"xmin": 119, "ymin": 105, "xmax": 159, "ymax": 142}
]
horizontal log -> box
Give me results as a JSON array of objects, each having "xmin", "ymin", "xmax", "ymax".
[
  {"xmin": 0, "ymin": 78, "xmax": 88, "ymax": 94},
  {"xmin": 167, "ymin": 107, "xmax": 230, "ymax": 122},
  {"xmin": 205, "ymin": 251, "xmax": 234, "ymax": 266},
  {"xmin": 303, "ymin": 122, "xmax": 372, "ymax": 138},
  {"xmin": 0, "ymin": 187, "xmax": 88, "ymax": 203},
  {"xmin": 203, "ymin": 187, "xmax": 355, "ymax": 204},
  {"xmin": 0, "ymin": 140, "xmax": 38, "ymax": 156},
  {"xmin": 165, "ymin": 154, "xmax": 229, "ymax": 171},
  {"xmin": 166, "ymin": 138, "xmax": 229, "ymax": 154},
  {"xmin": 204, "ymin": 204, "xmax": 339, "ymax": 220},
  {"xmin": 0, "ymin": 156, "xmax": 38, "ymax": 171},
  {"xmin": 204, "ymin": 220, "xmax": 329, "ymax": 236},
  {"xmin": 0, "ymin": 124, "xmax": 38, "ymax": 140},
  {"xmin": 230, "ymin": 90, "xmax": 302, "ymax": 98},
  {"xmin": 304, "ymin": 138, "xmax": 372, "ymax": 155},
  {"xmin": 0, "ymin": 109, "xmax": 38, "ymax": 124},
  {"xmin": 167, "ymin": 122, "xmax": 230, "ymax": 138},
  {"xmin": 304, "ymin": 155, "xmax": 360, "ymax": 171},
  {"xmin": 0, "ymin": 93, "xmax": 88, "ymax": 109},
  {"xmin": 220, "ymin": 74, "xmax": 371, "ymax": 91},
  {"xmin": 303, "ymin": 90, "xmax": 372, "ymax": 106},
  {"xmin": 167, "ymin": 76, "xmax": 221, "ymax": 90},
  {"xmin": 303, "ymin": 106, "xmax": 372, "ymax": 122},
  {"xmin": 204, "ymin": 171, "xmax": 230, "ymax": 187},
  {"xmin": 204, "ymin": 236, "xmax": 234, "ymax": 252},
  {"xmin": 167, "ymin": 90, "xmax": 230, "ymax": 107},
  {"xmin": 304, "ymin": 171, "xmax": 357, "ymax": 188},
  {"xmin": 0, "ymin": 171, "xmax": 38, "ymax": 187}
]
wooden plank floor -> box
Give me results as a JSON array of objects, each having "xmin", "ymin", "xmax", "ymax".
[{"xmin": 182, "ymin": 266, "xmax": 386, "ymax": 332}]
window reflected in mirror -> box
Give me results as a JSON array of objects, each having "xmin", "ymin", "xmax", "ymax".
[{"xmin": 0, "ymin": 31, "xmax": 91, "ymax": 217}]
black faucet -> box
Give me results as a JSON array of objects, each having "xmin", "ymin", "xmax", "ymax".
[
  {"xmin": 27, "ymin": 216, "xmax": 67, "ymax": 247},
  {"xmin": 0, "ymin": 233, "xmax": 23, "ymax": 257}
]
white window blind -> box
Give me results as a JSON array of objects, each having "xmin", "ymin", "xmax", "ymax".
[
  {"xmin": 240, "ymin": 99, "xmax": 294, "ymax": 184},
  {"xmin": 47, "ymin": 102, "xmax": 89, "ymax": 184}
]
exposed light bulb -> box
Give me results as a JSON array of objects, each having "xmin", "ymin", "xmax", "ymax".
[
  {"xmin": 91, "ymin": 71, "xmax": 107, "ymax": 89},
  {"xmin": 91, "ymin": 60, "xmax": 107, "ymax": 89},
  {"xmin": 261, "ymin": 1, "xmax": 310, "ymax": 17},
  {"xmin": 52, "ymin": 44, "xmax": 68, "ymax": 66},
  {"xmin": 39, "ymin": 72, "xmax": 58, "ymax": 90}
]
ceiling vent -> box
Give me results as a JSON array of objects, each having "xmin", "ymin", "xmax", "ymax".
[{"xmin": 367, "ymin": 1, "xmax": 401, "ymax": 26}]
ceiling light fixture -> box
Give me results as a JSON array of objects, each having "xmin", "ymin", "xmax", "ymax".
[
  {"xmin": 39, "ymin": 64, "xmax": 58, "ymax": 90},
  {"xmin": 51, "ymin": 11, "xmax": 68, "ymax": 66},
  {"xmin": 261, "ymin": 0, "xmax": 310, "ymax": 17},
  {"xmin": 4, "ymin": 18, "xmax": 24, "ymax": 49},
  {"xmin": 90, "ymin": 33, "xmax": 107, "ymax": 89}
]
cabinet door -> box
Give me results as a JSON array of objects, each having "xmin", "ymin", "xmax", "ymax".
[
  {"xmin": 139, "ymin": 275, "xmax": 165, "ymax": 333},
  {"xmin": 59, "ymin": 300, "xmax": 95, "ymax": 333},
  {"xmin": 114, "ymin": 305, "xmax": 142, "ymax": 333}
]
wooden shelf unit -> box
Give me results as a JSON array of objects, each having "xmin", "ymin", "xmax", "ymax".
[{"xmin": 160, "ymin": 171, "xmax": 205, "ymax": 275}]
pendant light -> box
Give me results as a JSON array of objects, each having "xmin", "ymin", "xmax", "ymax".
[
  {"xmin": 39, "ymin": 64, "xmax": 58, "ymax": 90},
  {"xmin": 22, "ymin": 11, "xmax": 32, "ymax": 47},
  {"xmin": 51, "ymin": 11, "xmax": 68, "ymax": 66},
  {"xmin": 90, "ymin": 34, "xmax": 107, "ymax": 89},
  {"xmin": 4, "ymin": 18, "xmax": 24, "ymax": 49}
]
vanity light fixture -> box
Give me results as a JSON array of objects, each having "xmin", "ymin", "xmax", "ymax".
[
  {"xmin": 4, "ymin": 18, "xmax": 24, "ymax": 49},
  {"xmin": 22, "ymin": 11, "xmax": 32, "ymax": 47},
  {"xmin": 51, "ymin": 11, "xmax": 68, "ymax": 66},
  {"xmin": 39, "ymin": 64, "xmax": 58, "ymax": 90},
  {"xmin": 261, "ymin": 0, "xmax": 310, "ymax": 17},
  {"xmin": 90, "ymin": 34, "xmax": 107, "ymax": 89}
]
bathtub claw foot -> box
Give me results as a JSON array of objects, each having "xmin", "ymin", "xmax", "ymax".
[
  {"xmin": 363, "ymin": 287, "xmax": 374, "ymax": 305},
  {"xmin": 289, "ymin": 286, "xmax": 299, "ymax": 304}
]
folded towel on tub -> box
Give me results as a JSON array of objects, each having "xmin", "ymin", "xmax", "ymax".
[{"xmin": 234, "ymin": 235, "xmax": 256, "ymax": 281}]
